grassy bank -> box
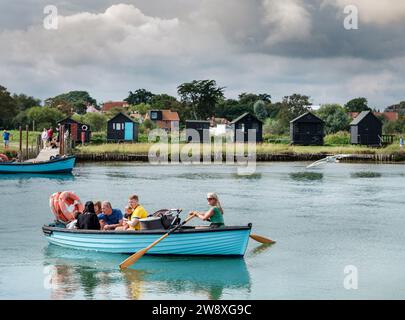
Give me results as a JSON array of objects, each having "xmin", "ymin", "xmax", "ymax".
[{"xmin": 75, "ymin": 142, "xmax": 405, "ymax": 156}]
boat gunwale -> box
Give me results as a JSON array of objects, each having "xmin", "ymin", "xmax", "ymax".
[
  {"xmin": 0, "ymin": 155, "xmax": 76, "ymax": 167},
  {"xmin": 43, "ymin": 224, "xmax": 252, "ymax": 236}
]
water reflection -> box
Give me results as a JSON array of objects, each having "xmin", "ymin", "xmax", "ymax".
[
  {"xmin": 43, "ymin": 246, "xmax": 251, "ymax": 300},
  {"xmin": 351, "ymin": 172, "xmax": 382, "ymax": 179},
  {"xmin": 231, "ymin": 173, "xmax": 262, "ymax": 180},
  {"xmin": 289, "ymin": 172, "xmax": 324, "ymax": 181},
  {"xmin": 0, "ymin": 173, "xmax": 75, "ymax": 182}
]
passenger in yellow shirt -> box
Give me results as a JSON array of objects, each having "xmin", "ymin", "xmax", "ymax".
[{"xmin": 127, "ymin": 195, "xmax": 148, "ymax": 230}]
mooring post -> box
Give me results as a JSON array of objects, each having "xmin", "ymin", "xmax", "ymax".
[
  {"xmin": 60, "ymin": 125, "xmax": 65, "ymax": 156},
  {"xmin": 19, "ymin": 126, "xmax": 23, "ymax": 162},
  {"xmin": 25, "ymin": 125, "xmax": 29, "ymax": 160}
]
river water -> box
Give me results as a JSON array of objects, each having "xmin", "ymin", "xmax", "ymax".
[{"xmin": 0, "ymin": 162, "xmax": 404, "ymax": 299}]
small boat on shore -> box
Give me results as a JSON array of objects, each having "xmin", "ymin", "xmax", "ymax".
[
  {"xmin": 42, "ymin": 224, "xmax": 252, "ymax": 256},
  {"xmin": 0, "ymin": 155, "xmax": 76, "ymax": 174}
]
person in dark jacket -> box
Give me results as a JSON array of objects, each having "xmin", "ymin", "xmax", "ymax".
[{"xmin": 77, "ymin": 201, "xmax": 101, "ymax": 230}]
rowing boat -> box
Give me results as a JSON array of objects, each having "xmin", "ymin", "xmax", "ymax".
[
  {"xmin": 0, "ymin": 155, "xmax": 76, "ymax": 174},
  {"xmin": 42, "ymin": 224, "xmax": 252, "ymax": 256}
]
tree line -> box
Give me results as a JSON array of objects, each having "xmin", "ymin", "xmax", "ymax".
[{"xmin": 1, "ymin": 81, "xmax": 405, "ymax": 134}]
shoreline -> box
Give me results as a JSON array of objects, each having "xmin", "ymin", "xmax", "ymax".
[{"xmin": 74, "ymin": 152, "xmax": 405, "ymax": 163}]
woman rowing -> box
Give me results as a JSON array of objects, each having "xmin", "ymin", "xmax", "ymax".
[{"xmin": 189, "ymin": 193, "xmax": 225, "ymax": 228}]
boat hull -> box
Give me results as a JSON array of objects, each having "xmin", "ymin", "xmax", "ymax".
[
  {"xmin": 42, "ymin": 225, "xmax": 252, "ymax": 256},
  {"xmin": 0, "ymin": 156, "xmax": 76, "ymax": 174}
]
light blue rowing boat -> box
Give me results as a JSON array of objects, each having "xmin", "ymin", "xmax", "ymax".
[
  {"xmin": 0, "ymin": 155, "xmax": 76, "ymax": 174},
  {"xmin": 42, "ymin": 224, "xmax": 252, "ymax": 256}
]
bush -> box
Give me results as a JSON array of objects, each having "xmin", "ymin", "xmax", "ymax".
[
  {"xmin": 90, "ymin": 132, "xmax": 106, "ymax": 144},
  {"xmin": 324, "ymin": 131, "xmax": 350, "ymax": 145},
  {"xmin": 263, "ymin": 134, "xmax": 290, "ymax": 144}
]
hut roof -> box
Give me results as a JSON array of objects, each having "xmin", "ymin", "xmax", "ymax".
[
  {"xmin": 108, "ymin": 112, "xmax": 135, "ymax": 123},
  {"xmin": 350, "ymin": 110, "xmax": 380, "ymax": 126},
  {"xmin": 230, "ymin": 112, "xmax": 263, "ymax": 124},
  {"xmin": 290, "ymin": 112, "xmax": 324, "ymax": 124}
]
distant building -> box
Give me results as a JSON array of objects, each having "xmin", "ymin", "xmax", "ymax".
[
  {"xmin": 290, "ymin": 112, "xmax": 325, "ymax": 146},
  {"xmin": 57, "ymin": 117, "xmax": 91, "ymax": 143},
  {"xmin": 350, "ymin": 110, "xmax": 382, "ymax": 146},
  {"xmin": 185, "ymin": 120, "xmax": 211, "ymax": 143},
  {"xmin": 207, "ymin": 116, "xmax": 230, "ymax": 127},
  {"xmin": 230, "ymin": 113, "xmax": 263, "ymax": 143},
  {"xmin": 101, "ymin": 101, "xmax": 129, "ymax": 113},
  {"xmin": 86, "ymin": 105, "xmax": 100, "ymax": 113},
  {"xmin": 146, "ymin": 110, "xmax": 180, "ymax": 131},
  {"xmin": 348, "ymin": 111, "xmax": 399, "ymax": 122},
  {"xmin": 107, "ymin": 112, "xmax": 138, "ymax": 142}
]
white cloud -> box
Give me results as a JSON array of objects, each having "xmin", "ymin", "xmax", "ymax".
[
  {"xmin": 324, "ymin": 0, "xmax": 405, "ymax": 25},
  {"xmin": 0, "ymin": 1, "xmax": 404, "ymax": 108},
  {"xmin": 262, "ymin": 0, "xmax": 312, "ymax": 45}
]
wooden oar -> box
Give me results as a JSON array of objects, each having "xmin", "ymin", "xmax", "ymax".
[
  {"xmin": 250, "ymin": 234, "xmax": 276, "ymax": 244},
  {"xmin": 119, "ymin": 213, "xmax": 196, "ymax": 270}
]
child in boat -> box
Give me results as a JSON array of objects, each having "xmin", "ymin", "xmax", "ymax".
[
  {"xmin": 66, "ymin": 211, "xmax": 81, "ymax": 229},
  {"xmin": 189, "ymin": 193, "xmax": 225, "ymax": 228},
  {"xmin": 126, "ymin": 195, "xmax": 148, "ymax": 231},
  {"xmin": 116, "ymin": 206, "xmax": 133, "ymax": 231}
]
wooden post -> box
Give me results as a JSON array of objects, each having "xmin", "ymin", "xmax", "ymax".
[
  {"xmin": 60, "ymin": 125, "xmax": 64, "ymax": 156},
  {"xmin": 19, "ymin": 126, "xmax": 23, "ymax": 162},
  {"xmin": 26, "ymin": 125, "xmax": 29, "ymax": 160}
]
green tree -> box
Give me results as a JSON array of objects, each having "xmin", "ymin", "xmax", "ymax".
[
  {"xmin": 215, "ymin": 99, "xmax": 251, "ymax": 120},
  {"xmin": 150, "ymin": 94, "xmax": 179, "ymax": 109},
  {"xmin": 12, "ymin": 93, "xmax": 41, "ymax": 112},
  {"xmin": 125, "ymin": 89, "xmax": 154, "ymax": 105},
  {"xmin": 263, "ymin": 118, "xmax": 286, "ymax": 135},
  {"xmin": 239, "ymin": 93, "xmax": 271, "ymax": 105},
  {"xmin": 45, "ymin": 91, "xmax": 96, "ymax": 114},
  {"xmin": 26, "ymin": 106, "xmax": 64, "ymax": 129},
  {"xmin": 276, "ymin": 94, "xmax": 311, "ymax": 133},
  {"xmin": 129, "ymin": 103, "xmax": 152, "ymax": 115},
  {"xmin": 254, "ymin": 100, "xmax": 268, "ymax": 120},
  {"xmin": 316, "ymin": 104, "xmax": 350, "ymax": 134},
  {"xmin": 177, "ymin": 80, "xmax": 225, "ymax": 120},
  {"xmin": 345, "ymin": 97, "xmax": 370, "ymax": 112},
  {"xmin": 83, "ymin": 113, "xmax": 108, "ymax": 132},
  {"xmin": 0, "ymin": 86, "xmax": 18, "ymax": 128}
]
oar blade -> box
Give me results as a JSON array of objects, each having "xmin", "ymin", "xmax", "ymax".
[
  {"xmin": 250, "ymin": 234, "xmax": 275, "ymax": 244},
  {"xmin": 119, "ymin": 248, "xmax": 148, "ymax": 270}
]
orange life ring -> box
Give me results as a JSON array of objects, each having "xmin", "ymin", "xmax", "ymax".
[
  {"xmin": 49, "ymin": 192, "xmax": 68, "ymax": 222},
  {"xmin": 49, "ymin": 192, "xmax": 60, "ymax": 220},
  {"xmin": 57, "ymin": 191, "xmax": 84, "ymax": 222},
  {"xmin": 0, "ymin": 154, "xmax": 9, "ymax": 162}
]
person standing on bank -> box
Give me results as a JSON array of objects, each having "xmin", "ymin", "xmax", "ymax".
[
  {"xmin": 189, "ymin": 193, "xmax": 225, "ymax": 228},
  {"xmin": 400, "ymin": 136, "xmax": 404, "ymax": 149}
]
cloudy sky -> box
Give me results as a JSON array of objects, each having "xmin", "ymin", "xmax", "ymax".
[{"xmin": 1, "ymin": 0, "xmax": 405, "ymax": 109}]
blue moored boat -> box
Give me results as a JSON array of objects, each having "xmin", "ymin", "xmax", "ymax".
[
  {"xmin": 0, "ymin": 155, "xmax": 76, "ymax": 174},
  {"xmin": 42, "ymin": 224, "xmax": 252, "ymax": 256}
]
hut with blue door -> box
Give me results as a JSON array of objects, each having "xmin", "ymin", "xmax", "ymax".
[{"xmin": 107, "ymin": 112, "xmax": 138, "ymax": 142}]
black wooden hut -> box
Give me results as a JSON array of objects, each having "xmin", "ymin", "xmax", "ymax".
[
  {"xmin": 185, "ymin": 120, "xmax": 210, "ymax": 143},
  {"xmin": 57, "ymin": 117, "xmax": 91, "ymax": 143},
  {"xmin": 350, "ymin": 110, "xmax": 382, "ymax": 146},
  {"xmin": 107, "ymin": 112, "xmax": 139, "ymax": 142},
  {"xmin": 290, "ymin": 112, "xmax": 325, "ymax": 146},
  {"xmin": 230, "ymin": 113, "xmax": 263, "ymax": 143}
]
